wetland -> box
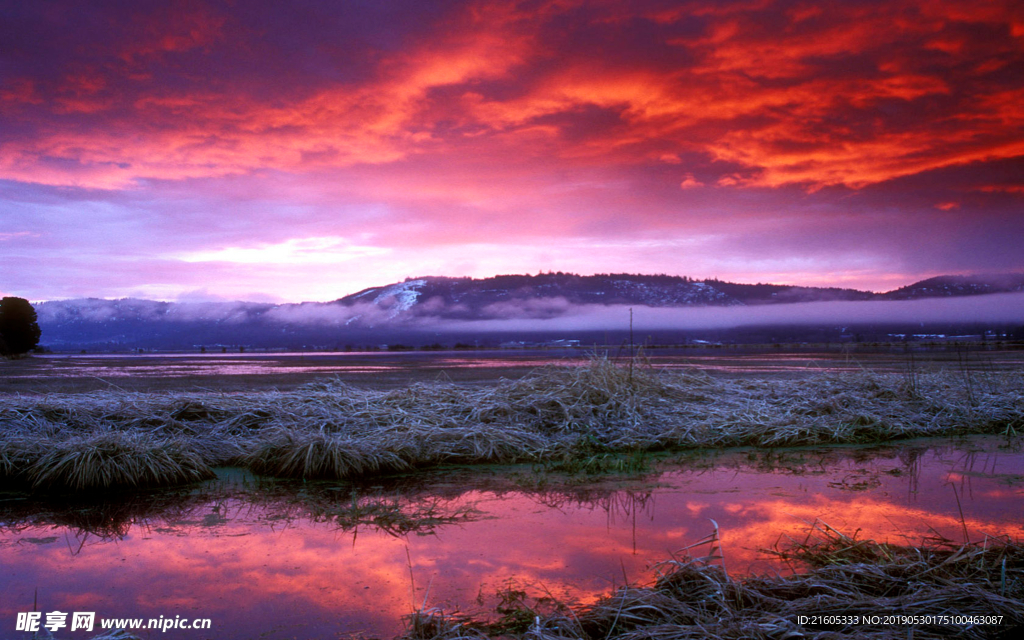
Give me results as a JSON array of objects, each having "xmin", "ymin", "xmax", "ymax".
[{"xmin": 2, "ymin": 347, "xmax": 1022, "ymax": 639}]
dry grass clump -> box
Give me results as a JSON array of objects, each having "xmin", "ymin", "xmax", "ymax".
[
  {"xmin": 242, "ymin": 427, "xmax": 413, "ymax": 478},
  {"xmin": 2, "ymin": 356, "xmax": 1023, "ymax": 489},
  {"xmin": 473, "ymin": 359, "xmax": 663, "ymax": 432},
  {"xmin": 402, "ymin": 523, "xmax": 1024, "ymax": 640},
  {"xmin": 0, "ymin": 432, "xmax": 43, "ymax": 482},
  {"xmin": 27, "ymin": 431, "xmax": 214, "ymax": 491},
  {"xmin": 587, "ymin": 525, "xmax": 1023, "ymax": 640}
]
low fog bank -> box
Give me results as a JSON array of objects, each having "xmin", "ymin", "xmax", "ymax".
[
  {"xmin": 34, "ymin": 292, "xmax": 1024, "ymax": 351},
  {"xmin": 36, "ymin": 299, "xmax": 275, "ymax": 324},
  {"xmin": 431, "ymin": 292, "xmax": 1024, "ymax": 333},
  {"xmin": 253, "ymin": 291, "xmax": 1024, "ymax": 331},
  {"xmin": 38, "ymin": 292, "xmax": 1024, "ymax": 331}
]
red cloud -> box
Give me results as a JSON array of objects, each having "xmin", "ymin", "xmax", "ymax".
[
  {"xmin": 0, "ymin": 0, "xmax": 1021, "ymax": 193},
  {"xmin": 118, "ymin": 5, "xmax": 227, "ymax": 62}
]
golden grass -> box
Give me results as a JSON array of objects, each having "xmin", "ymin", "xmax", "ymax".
[{"xmin": 2, "ymin": 357, "xmax": 1022, "ymax": 491}]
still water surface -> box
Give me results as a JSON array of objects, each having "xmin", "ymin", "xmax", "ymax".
[
  {"xmin": 6, "ymin": 347, "xmax": 1024, "ymax": 392},
  {"xmin": 2, "ymin": 436, "xmax": 1021, "ymax": 639}
]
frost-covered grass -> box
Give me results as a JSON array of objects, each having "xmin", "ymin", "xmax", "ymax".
[{"xmin": 2, "ymin": 357, "xmax": 1022, "ymax": 491}]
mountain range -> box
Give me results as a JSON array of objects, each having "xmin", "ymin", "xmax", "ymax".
[{"xmin": 31, "ymin": 272, "xmax": 1024, "ymax": 350}]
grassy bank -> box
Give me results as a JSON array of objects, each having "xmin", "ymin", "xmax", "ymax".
[
  {"xmin": 1, "ymin": 358, "xmax": 1022, "ymax": 491},
  {"xmin": 404, "ymin": 522, "xmax": 1024, "ymax": 640}
]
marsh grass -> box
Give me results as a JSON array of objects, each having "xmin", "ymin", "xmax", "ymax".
[
  {"xmin": 3, "ymin": 357, "xmax": 1023, "ymax": 490},
  {"xmin": 537, "ymin": 431, "xmax": 652, "ymax": 476},
  {"xmin": 402, "ymin": 522, "xmax": 1024, "ymax": 640},
  {"xmin": 543, "ymin": 447, "xmax": 651, "ymax": 476},
  {"xmin": 271, "ymin": 486, "xmax": 482, "ymax": 537},
  {"xmin": 27, "ymin": 431, "xmax": 215, "ymax": 491},
  {"xmin": 241, "ymin": 427, "xmax": 413, "ymax": 479}
]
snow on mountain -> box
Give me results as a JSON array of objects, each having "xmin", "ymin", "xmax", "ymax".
[{"xmin": 371, "ymin": 279, "xmax": 427, "ymax": 318}]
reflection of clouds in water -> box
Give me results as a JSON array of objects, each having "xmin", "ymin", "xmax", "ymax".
[
  {"xmin": 18, "ymin": 348, "xmax": 1024, "ymax": 383},
  {"xmin": 1, "ymin": 439, "xmax": 1021, "ymax": 638},
  {"xmin": 53, "ymin": 365, "xmax": 403, "ymax": 378}
]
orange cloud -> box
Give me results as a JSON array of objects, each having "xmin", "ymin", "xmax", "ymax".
[
  {"xmin": 0, "ymin": 2, "xmax": 545, "ymax": 189},
  {"xmin": 680, "ymin": 173, "xmax": 703, "ymax": 189}
]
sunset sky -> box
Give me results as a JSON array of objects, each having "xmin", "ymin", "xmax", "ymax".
[{"xmin": 2, "ymin": 0, "xmax": 1022, "ymax": 302}]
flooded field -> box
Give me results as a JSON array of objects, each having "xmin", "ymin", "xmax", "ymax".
[
  {"xmin": 2, "ymin": 436, "xmax": 1021, "ymax": 639},
  {"xmin": 4, "ymin": 345, "xmax": 1024, "ymax": 393},
  {"xmin": 2, "ymin": 349, "xmax": 1022, "ymax": 637}
]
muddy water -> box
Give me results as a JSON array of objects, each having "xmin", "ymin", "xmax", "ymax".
[{"xmin": 1, "ymin": 436, "xmax": 1022, "ymax": 639}]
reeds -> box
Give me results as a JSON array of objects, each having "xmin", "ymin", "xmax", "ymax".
[{"xmin": 2, "ymin": 357, "xmax": 1022, "ymax": 491}]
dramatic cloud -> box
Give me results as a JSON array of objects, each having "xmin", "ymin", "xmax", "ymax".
[{"xmin": 2, "ymin": 0, "xmax": 1022, "ymax": 300}]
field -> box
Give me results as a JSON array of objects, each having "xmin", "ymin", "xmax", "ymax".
[
  {"xmin": 2, "ymin": 346, "xmax": 1023, "ymax": 639},
  {"xmin": 3, "ymin": 348, "xmax": 1023, "ymax": 490}
]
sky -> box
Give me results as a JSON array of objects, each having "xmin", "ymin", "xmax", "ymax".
[{"xmin": 2, "ymin": 0, "xmax": 1023, "ymax": 303}]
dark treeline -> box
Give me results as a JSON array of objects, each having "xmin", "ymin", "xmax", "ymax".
[{"xmin": 34, "ymin": 321, "xmax": 1024, "ymax": 353}]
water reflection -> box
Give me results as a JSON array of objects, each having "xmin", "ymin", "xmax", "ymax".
[
  {"xmin": 1, "ymin": 436, "xmax": 1021, "ymax": 639},
  {"xmin": 12, "ymin": 347, "xmax": 1024, "ymax": 385}
]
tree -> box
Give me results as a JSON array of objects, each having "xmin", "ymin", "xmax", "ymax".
[{"xmin": 0, "ymin": 297, "xmax": 42, "ymax": 356}]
